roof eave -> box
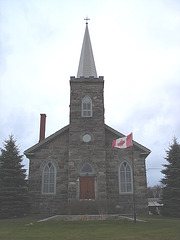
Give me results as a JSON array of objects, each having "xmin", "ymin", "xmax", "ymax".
[{"xmin": 105, "ymin": 124, "xmax": 151, "ymax": 156}]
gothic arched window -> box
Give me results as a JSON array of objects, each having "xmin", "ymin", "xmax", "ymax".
[
  {"xmin": 119, "ymin": 161, "xmax": 133, "ymax": 194},
  {"xmin": 80, "ymin": 162, "xmax": 94, "ymax": 174},
  {"xmin": 82, "ymin": 95, "xmax": 92, "ymax": 117},
  {"xmin": 42, "ymin": 162, "xmax": 56, "ymax": 194}
]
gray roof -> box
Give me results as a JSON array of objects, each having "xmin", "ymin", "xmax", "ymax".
[
  {"xmin": 24, "ymin": 124, "xmax": 150, "ymax": 157},
  {"xmin": 148, "ymin": 198, "xmax": 163, "ymax": 207},
  {"xmin": 77, "ymin": 23, "xmax": 97, "ymax": 78}
]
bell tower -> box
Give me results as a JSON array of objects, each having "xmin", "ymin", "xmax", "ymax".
[{"xmin": 68, "ymin": 22, "xmax": 106, "ymax": 201}]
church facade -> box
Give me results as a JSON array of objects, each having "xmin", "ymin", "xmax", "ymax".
[{"xmin": 25, "ymin": 23, "xmax": 150, "ymax": 215}]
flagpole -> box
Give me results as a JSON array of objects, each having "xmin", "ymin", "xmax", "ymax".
[
  {"xmin": 112, "ymin": 132, "xmax": 136, "ymax": 222},
  {"xmin": 131, "ymin": 140, "xmax": 136, "ymax": 223}
]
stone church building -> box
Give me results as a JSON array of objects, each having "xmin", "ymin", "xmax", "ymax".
[{"xmin": 24, "ymin": 23, "xmax": 150, "ymax": 215}]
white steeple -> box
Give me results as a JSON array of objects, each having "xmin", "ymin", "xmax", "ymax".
[{"xmin": 77, "ymin": 22, "xmax": 97, "ymax": 78}]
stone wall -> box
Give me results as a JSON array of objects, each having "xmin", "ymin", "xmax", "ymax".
[
  {"xmin": 28, "ymin": 129, "xmax": 69, "ymax": 214},
  {"xmin": 105, "ymin": 128, "xmax": 148, "ymax": 214},
  {"xmin": 68, "ymin": 76, "xmax": 107, "ymax": 201},
  {"xmin": 27, "ymin": 75, "xmax": 149, "ymax": 215},
  {"xmin": 28, "ymin": 125, "xmax": 148, "ymax": 214}
]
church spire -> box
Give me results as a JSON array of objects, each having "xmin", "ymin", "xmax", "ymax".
[{"xmin": 77, "ymin": 20, "xmax": 97, "ymax": 78}]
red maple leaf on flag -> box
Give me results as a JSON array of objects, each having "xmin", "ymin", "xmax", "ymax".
[{"xmin": 118, "ymin": 139, "xmax": 125, "ymax": 147}]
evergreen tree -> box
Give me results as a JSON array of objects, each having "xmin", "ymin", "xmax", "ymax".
[
  {"xmin": 0, "ymin": 135, "xmax": 28, "ymax": 218},
  {"xmin": 161, "ymin": 137, "xmax": 180, "ymax": 217}
]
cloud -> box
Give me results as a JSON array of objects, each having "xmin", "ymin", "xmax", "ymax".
[{"xmin": 0, "ymin": 0, "xmax": 180, "ymax": 186}]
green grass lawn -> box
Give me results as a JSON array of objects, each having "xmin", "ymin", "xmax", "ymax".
[{"xmin": 0, "ymin": 217, "xmax": 180, "ymax": 240}]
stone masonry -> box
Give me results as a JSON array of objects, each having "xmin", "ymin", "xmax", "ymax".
[
  {"xmin": 68, "ymin": 76, "xmax": 106, "ymax": 201},
  {"xmin": 24, "ymin": 23, "xmax": 150, "ymax": 215},
  {"xmin": 25, "ymin": 75, "xmax": 149, "ymax": 215}
]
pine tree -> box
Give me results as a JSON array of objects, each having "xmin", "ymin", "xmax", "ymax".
[
  {"xmin": 0, "ymin": 135, "xmax": 28, "ymax": 218},
  {"xmin": 161, "ymin": 137, "xmax": 180, "ymax": 217}
]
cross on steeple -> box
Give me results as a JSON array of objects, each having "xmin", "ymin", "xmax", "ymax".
[{"xmin": 84, "ymin": 17, "xmax": 90, "ymax": 24}]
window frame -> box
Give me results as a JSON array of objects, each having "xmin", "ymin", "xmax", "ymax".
[
  {"xmin": 119, "ymin": 161, "xmax": 133, "ymax": 194},
  {"xmin": 80, "ymin": 162, "xmax": 94, "ymax": 175},
  {"xmin": 42, "ymin": 161, "xmax": 56, "ymax": 195},
  {"xmin": 82, "ymin": 95, "xmax": 92, "ymax": 117}
]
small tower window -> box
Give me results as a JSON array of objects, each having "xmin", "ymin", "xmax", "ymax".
[
  {"xmin": 119, "ymin": 161, "xmax": 133, "ymax": 194},
  {"xmin": 82, "ymin": 95, "xmax": 92, "ymax": 117},
  {"xmin": 42, "ymin": 162, "xmax": 56, "ymax": 194}
]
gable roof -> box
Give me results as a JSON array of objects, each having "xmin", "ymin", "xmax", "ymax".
[
  {"xmin": 24, "ymin": 125, "xmax": 69, "ymax": 156},
  {"xmin": 24, "ymin": 124, "xmax": 150, "ymax": 157},
  {"xmin": 105, "ymin": 124, "xmax": 151, "ymax": 156}
]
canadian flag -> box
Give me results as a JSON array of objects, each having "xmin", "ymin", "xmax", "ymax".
[{"xmin": 112, "ymin": 133, "xmax": 133, "ymax": 149}]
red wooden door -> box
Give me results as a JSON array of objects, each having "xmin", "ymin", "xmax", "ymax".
[{"xmin": 80, "ymin": 177, "xmax": 95, "ymax": 199}]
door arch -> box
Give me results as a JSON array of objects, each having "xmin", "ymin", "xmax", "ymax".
[{"xmin": 79, "ymin": 163, "xmax": 95, "ymax": 199}]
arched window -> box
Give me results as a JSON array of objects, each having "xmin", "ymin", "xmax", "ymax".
[
  {"xmin": 42, "ymin": 162, "xmax": 56, "ymax": 194},
  {"xmin": 119, "ymin": 161, "xmax": 133, "ymax": 194},
  {"xmin": 80, "ymin": 162, "xmax": 94, "ymax": 174},
  {"xmin": 82, "ymin": 96, "xmax": 92, "ymax": 117}
]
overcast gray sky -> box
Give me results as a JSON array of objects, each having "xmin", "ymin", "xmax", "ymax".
[{"xmin": 0, "ymin": 0, "xmax": 180, "ymax": 186}]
